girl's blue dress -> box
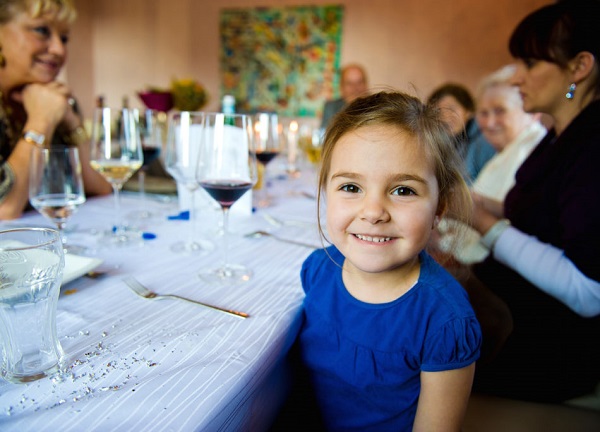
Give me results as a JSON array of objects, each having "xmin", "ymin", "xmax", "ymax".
[{"xmin": 299, "ymin": 246, "xmax": 481, "ymax": 431}]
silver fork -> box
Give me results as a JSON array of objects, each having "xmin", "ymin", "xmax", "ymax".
[{"xmin": 123, "ymin": 276, "xmax": 249, "ymax": 319}]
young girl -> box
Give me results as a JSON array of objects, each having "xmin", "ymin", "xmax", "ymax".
[{"xmin": 298, "ymin": 91, "xmax": 482, "ymax": 431}]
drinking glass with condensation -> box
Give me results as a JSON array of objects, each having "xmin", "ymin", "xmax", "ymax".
[{"xmin": 0, "ymin": 227, "xmax": 65, "ymax": 383}]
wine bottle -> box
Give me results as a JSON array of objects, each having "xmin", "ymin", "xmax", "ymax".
[{"xmin": 222, "ymin": 94, "xmax": 236, "ymax": 125}]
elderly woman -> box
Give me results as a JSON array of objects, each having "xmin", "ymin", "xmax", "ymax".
[
  {"xmin": 0, "ymin": 0, "xmax": 110, "ymax": 220},
  {"xmin": 465, "ymin": 0, "xmax": 600, "ymax": 404},
  {"xmin": 470, "ymin": 65, "xmax": 546, "ymax": 202},
  {"xmin": 435, "ymin": 66, "xmax": 546, "ymax": 265}
]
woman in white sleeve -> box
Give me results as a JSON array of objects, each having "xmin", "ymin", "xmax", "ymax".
[{"xmin": 462, "ymin": 0, "xmax": 600, "ymax": 404}]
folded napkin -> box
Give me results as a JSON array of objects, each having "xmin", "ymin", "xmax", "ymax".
[{"xmin": 63, "ymin": 254, "xmax": 103, "ymax": 285}]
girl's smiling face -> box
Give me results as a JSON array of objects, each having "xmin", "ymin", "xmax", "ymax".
[{"xmin": 325, "ymin": 124, "xmax": 441, "ymax": 281}]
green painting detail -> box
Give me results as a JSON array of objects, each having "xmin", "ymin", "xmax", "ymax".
[{"xmin": 220, "ymin": 5, "xmax": 343, "ymax": 117}]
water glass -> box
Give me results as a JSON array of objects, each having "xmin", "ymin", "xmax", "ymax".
[{"xmin": 0, "ymin": 228, "xmax": 65, "ymax": 383}]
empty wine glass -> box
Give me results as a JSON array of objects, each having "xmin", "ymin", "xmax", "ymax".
[
  {"xmin": 129, "ymin": 109, "xmax": 164, "ymax": 220},
  {"xmin": 165, "ymin": 111, "xmax": 214, "ymax": 255},
  {"xmin": 29, "ymin": 147, "xmax": 86, "ymax": 254},
  {"xmin": 252, "ymin": 112, "xmax": 282, "ymax": 208},
  {"xmin": 90, "ymin": 107, "xmax": 143, "ymax": 246},
  {"xmin": 196, "ymin": 112, "xmax": 258, "ymax": 283}
]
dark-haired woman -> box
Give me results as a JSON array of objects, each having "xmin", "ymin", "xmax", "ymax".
[
  {"xmin": 465, "ymin": 0, "xmax": 600, "ymax": 403},
  {"xmin": 427, "ymin": 83, "xmax": 497, "ymax": 181}
]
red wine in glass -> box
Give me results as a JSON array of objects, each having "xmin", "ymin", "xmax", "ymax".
[
  {"xmin": 254, "ymin": 151, "xmax": 279, "ymax": 165},
  {"xmin": 196, "ymin": 112, "xmax": 257, "ymax": 283},
  {"xmin": 199, "ymin": 179, "xmax": 253, "ymax": 209},
  {"xmin": 142, "ymin": 146, "xmax": 161, "ymax": 167}
]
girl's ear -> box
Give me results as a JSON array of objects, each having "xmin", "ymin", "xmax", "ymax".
[
  {"xmin": 437, "ymin": 196, "xmax": 448, "ymax": 217},
  {"xmin": 434, "ymin": 199, "xmax": 447, "ymax": 229}
]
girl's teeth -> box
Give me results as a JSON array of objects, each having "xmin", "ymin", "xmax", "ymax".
[{"xmin": 355, "ymin": 234, "xmax": 391, "ymax": 243}]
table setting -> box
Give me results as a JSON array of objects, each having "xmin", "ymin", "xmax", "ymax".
[{"xmin": 0, "ymin": 110, "xmax": 322, "ymax": 431}]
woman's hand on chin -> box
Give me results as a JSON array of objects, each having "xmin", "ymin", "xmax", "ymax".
[{"xmin": 18, "ymin": 82, "xmax": 72, "ymax": 132}]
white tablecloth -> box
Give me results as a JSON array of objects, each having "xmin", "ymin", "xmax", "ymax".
[{"xmin": 0, "ymin": 166, "xmax": 320, "ymax": 431}]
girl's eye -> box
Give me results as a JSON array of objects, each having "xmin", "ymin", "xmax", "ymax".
[
  {"xmin": 523, "ymin": 58, "xmax": 538, "ymax": 69},
  {"xmin": 60, "ymin": 34, "xmax": 69, "ymax": 44},
  {"xmin": 392, "ymin": 186, "xmax": 416, "ymax": 196},
  {"xmin": 339, "ymin": 184, "xmax": 360, "ymax": 193}
]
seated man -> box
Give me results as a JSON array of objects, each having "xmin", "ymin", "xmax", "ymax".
[{"xmin": 320, "ymin": 64, "xmax": 368, "ymax": 129}]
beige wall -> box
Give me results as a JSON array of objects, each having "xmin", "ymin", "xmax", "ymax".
[{"xmin": 67, "ymin": 0, "xmax": 551, "ymax": 121}]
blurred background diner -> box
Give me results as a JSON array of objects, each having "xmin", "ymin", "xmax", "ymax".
[
  {"xmin": 0, "ymin": 0, "xmax": 111, "ymax": 220},
  {"xmin": 470, "ymin": 64, "xmax": 546, "ymax": 201},
  {"xmin": 319, "ymin": 63, "xmax": 368, "ymax": 129},
  {"xmin": 427, "ymin": 82, "xmax": 497, "ymax": 182}
]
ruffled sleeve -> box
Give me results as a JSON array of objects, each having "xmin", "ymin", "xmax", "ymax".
[{"xmin": 421, "ymin": 316, "xmax": 482, "ymax": 372}]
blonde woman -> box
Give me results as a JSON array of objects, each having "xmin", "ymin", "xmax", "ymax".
[{"xmin": 0, "ymin": 0, "xmax": 110, "ymax": 219}]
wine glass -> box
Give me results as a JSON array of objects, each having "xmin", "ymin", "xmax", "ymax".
[
  {"xmin": 300, "ymin": 125, "xmax": 324, "ymax": 168},
  {"xmin": 196, "ymin": 112, "xmax": 258, "ymax": 283},
  {"xmin": 165, "ymin": 111, "xmax": 214, "ymax": 254},
  {"xmin": 29, "ymin": 147, "xmax": 86, "ymax": 254},
  {"xmin": 90, "ymin": 107, "xmax": 143, "ymax": 246},
  {"xmin": 252, "ymin": 112, "xmax": 282, "ymax": 208},
  {"xmin": 129, "ymin": 109, "xmax": 164, "ymax": 220}
]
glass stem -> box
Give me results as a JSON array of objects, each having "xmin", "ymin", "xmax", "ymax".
[
  {"xmin": 113, "ymin": 184, "xmax": 123, "ymax": 233},
  {"xmin": 190, "ymin": 187, "xmax": 198, "ymax": 247},
  {"xmin": 222, "ymin": 207, "xmax": 230, "ymax": 269},
  {"xmin": 56, "ymin": 222, "xmax": 67, "ymax": 250},
  {"xmin": 264, "ymin": 164, "xmax": 269, "ymax": 200},
  {"xmin": 138, "ymin": 169, "xmax": 147, "ymax": 212}
]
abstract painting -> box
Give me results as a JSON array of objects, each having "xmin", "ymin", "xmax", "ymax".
[{"xmin": 220, "ymin": 5, "xmax": 343, "ymax": 117}]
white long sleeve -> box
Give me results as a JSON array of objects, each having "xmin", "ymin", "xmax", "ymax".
[{"xmin": 493, "ymin": 226, "xmax": 600, "ymax": 317}]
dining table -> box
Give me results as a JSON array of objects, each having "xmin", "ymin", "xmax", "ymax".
[{"xmin": 0, "ymin": 164, "xmax": 321, "ymax": 431}]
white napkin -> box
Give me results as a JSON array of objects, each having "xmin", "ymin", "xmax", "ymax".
[{"xmin": 63, "ymin": 254, "xmax": 103, "ymax": 285}]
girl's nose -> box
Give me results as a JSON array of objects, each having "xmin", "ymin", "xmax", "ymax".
[{"xmin": 360, "ymin": 195, "xmax": 390, "ymax": 224}]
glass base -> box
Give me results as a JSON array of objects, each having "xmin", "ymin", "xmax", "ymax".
[
  {"xmin": 96, "ymin": 227, "xmax": 144, "ymax": 248},
  {"xmin": 127, "ymin": 208, "xmax": 163, "ymax": 221},
  {"xmin": 62, "ymin": 243, "xmax": 88, "ymax": 256},
  {"xmin": 1, "ymin": 362, "xmax": 60, "ymax": 384},
  {"xmin": 170, "ymin": 239, "xmax": 214, "ymax": 255},
  {"xmin": 253, "ymin": 195, "xmax": 273, "ymax": 209},
  {"xmin": 198, "ymin": 264, "xmax": 252, "ymax": 284}
]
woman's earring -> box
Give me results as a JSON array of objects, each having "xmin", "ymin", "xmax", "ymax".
[{"xmin": 566, "ymin": 83, "xmax": 577, "ymax": 100}]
